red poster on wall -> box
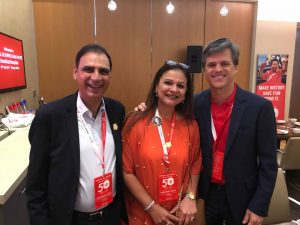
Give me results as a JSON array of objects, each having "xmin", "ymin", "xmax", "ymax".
[
  {"xmin": 0, "ymin": 32, "xmax": 26, "ymax": 92},
  {"xmin": 255, "ymin": 54, "xmax": 288, "ymax": 120}
]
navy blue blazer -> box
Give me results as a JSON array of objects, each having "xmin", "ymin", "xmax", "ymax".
[
  {"xmin": 26, "ymin": 93, "xmax": 127, "ymax": 225},
  {"xmin": 194, "ymin": 85, "xmax": 277, "ymax": 222}
]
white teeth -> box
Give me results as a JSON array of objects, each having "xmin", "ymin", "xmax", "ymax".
[
  {"xmin": 212, "ymin": 74, "xmax": 225, "ymax": 78},
  {"xmin": 166, "ymin": 95, "xmax": 178, "ymax": 99},
  {"xmin": 89, "ymin": 84, "xmax": 101, "ymax": 88}
]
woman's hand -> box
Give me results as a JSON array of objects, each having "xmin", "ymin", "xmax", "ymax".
[
  {"xmin": 134, "ymin": 102, "xmax": 146, "ymax": 112},
  {"xmin": 148, "ymin": 203, "xmax": 179, "ymax": 225},
  {"xmin": 171, "ymin": 196, "xmax": 197, "ymax": 225}
]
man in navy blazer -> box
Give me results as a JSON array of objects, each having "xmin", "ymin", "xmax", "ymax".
[
  {"xmin": 26, "ymin": 44, "xmax": 127, "ymax": 225},
  {"xmin": 194, "ymin": 38, "xmax": 277, "ymax": 225}
]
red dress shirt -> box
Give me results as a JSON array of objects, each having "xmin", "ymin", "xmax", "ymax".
[{"xmin": 211, "ymin": 84, "xmax": 236, "ymax": 184}]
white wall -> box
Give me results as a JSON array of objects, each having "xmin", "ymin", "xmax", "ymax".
[{"xmin": 250, "ymin": 20, "xmax": 297, "ymax": 119}]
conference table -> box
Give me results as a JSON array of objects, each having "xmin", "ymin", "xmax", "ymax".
[{"xmin": 276, "ymin": 120, "xmax": 300, "ymax": 148}]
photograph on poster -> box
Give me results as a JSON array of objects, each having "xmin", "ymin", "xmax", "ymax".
[{"xmin": 256, "ymin": 54, "xmax": 289, "ymax": 120}]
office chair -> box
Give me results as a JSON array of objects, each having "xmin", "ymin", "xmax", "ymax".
[
  {"xmin": 263, "ymin": 168, "xmax": 292, "ymax": 225},
  {"xmin": 277, "ymin": 137, "xmax": 300, "ymax": 170}
]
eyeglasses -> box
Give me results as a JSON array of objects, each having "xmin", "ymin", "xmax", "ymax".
[{"xmin": 165, "ymin": 60, "xmax": 190, "ymax": 70}]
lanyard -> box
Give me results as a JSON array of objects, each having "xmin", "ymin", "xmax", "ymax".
[
  {"xmin": 155, "ymin": 108, "xmax": 176, "ymax": 164},
  {"xmin": 78, "ymin": 104, "xmax": 107, "ymax": 171},
  {"xmin": 211, "ymin": 104, "xmax": 233, "ymax": 151},
  {"xmin": 101, "ymin": 111, "xmax": 106, "ymax": 169}
]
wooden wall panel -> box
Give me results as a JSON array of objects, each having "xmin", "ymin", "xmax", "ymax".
[
  {"xmin": 33, "ymin": 0, "xmax": 94, "ymax": 102},
  {"xmin": 204, "ymin": 1, "xmax": 255, "ymax": 90},
  {"xmin": 152, "ymin": 0, "xmax": 205, "ymax": 94},
  {"xmin": 96, "ymin": 0, "xmax": 152, "ymax": 112},
  {"xmin": 33, "ymin": 0, "xmax": 255, "ymax": 113}
]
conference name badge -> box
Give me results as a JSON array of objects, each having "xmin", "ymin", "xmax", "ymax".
[
  {"xmin": 94, "ymin": 173, "xmax": 113, "ymax": 208},
  {"xmin": 211, "ymin": 151, "xmax": 224, "ymax": 182},
  {"xmin": 158, "ymin": 172, "xmax": 178, "ymax": 202}
]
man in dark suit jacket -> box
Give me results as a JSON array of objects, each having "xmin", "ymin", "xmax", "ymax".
[
  {"xmin": 194, "ymin": 38, "xmax": 277, "ymax": 225},
  {"xmin": 26, "ymin": 44, "xmax": 127, "ymax": 225}
]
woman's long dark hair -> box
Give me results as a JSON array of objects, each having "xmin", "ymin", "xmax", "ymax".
[{"xmin": 123, "ymin": 62, "xmax": 194, "ymax": 135}]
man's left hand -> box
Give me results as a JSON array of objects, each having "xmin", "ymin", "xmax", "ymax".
[{"xmin": 242, "ymin": 209, "xmax": 264, "ymax": 225}]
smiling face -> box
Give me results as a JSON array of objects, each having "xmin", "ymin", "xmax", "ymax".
[
  {"xmin": 73, "ymin": 52, "xmax": 111, "ymax": 108},
  {"xmin": 204, "ymin": 48, "xmax": 237, "ymax": 91},
  {"xmin": 271, "ymin": 60, "xmax": 279, "ymax": 72},
  {"xmin": 156, "ymin": 69, "xmax": 187, "ymax": 111}
]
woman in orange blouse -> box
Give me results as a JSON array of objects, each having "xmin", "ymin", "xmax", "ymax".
[{"xmin": 122, "ymin": 61, "xmax": 202, "ymax": 225}]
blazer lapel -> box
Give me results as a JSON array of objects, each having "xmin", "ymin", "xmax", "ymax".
[
  {"xmin": 225, "ymin": 86, "xmax": 247, "ymax": 157},
  {"xmin": 103, "ymin": 98, "xmax": 121, "ymax": 156},
  {"xmin": 202, "ymin": 91, "xmax": 213, "ymax": 151},
  {"xmin": 66, "ymin": 93, "xmax": 80, "ymax": 179}
]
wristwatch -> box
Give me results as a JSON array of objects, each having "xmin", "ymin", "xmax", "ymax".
[{"xmin": 186, "ymin": 192, "xmax": 196, "ymax": 200}]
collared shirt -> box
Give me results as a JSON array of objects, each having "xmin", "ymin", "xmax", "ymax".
[
  {"xmin": 210, "ymin": 84, "xmax": 236, "ymax": 183},
  {"xmin": 74, "ymin": 94, "xmax": 116, "ymax": 212}
]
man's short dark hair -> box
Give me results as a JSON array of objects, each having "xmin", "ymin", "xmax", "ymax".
[
  {"xmin": 75, "ymin": 44, "xmax": 112, "ymax": 71},
  {"xmin": 202, "ymin": 38, "xmax": 239, "ymax": 68},
  {"xmin": 270, "ymin": 58, "xmax": 279, "ymax": 64}
]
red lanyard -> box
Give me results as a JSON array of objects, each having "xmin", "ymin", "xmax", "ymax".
[
  {"xmin": 155, "ymin": 109, "xmax": 176, "ymax": 165},
  {"xmin": 101, "ymin": 111, "xmax": 106, "ymax": 169},
  {"xmin": 168, "ymin": 112, "xmax": 176, "ymax": 149}
]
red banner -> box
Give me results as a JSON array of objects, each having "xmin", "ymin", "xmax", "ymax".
[
  {"xmin": 256, "ymin": 54, "xmax": 288, "ymax": 120},
  {"xmin": 0, "ymin": 32, "xmax": 26, "ymax": 90},
  {"xmin": 256, "ymin": 81, "xmax": 285, "ymax": 119}
]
